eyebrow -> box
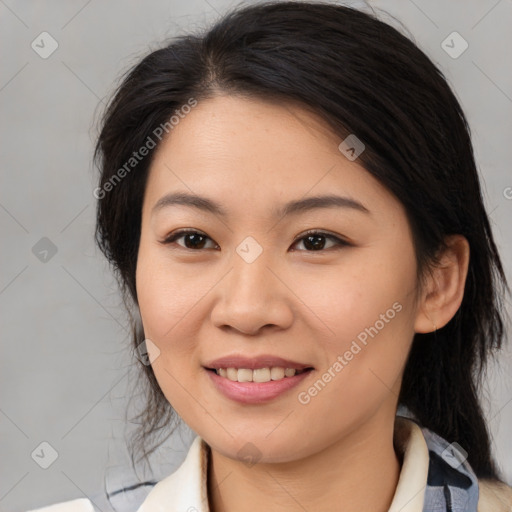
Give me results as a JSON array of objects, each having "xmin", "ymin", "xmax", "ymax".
[{"xmin": 151, "ymin": 191, "xmax": 370, "ymax": 218}]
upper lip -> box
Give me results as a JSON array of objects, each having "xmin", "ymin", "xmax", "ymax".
[{"xmin": 204, "ymin": 354, "xmax": 314, "ymax": 371}]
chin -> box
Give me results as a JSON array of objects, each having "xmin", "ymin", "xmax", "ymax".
[{"xmin": 203, "ymin": 429, "xmax": 313, "ymax": 465}]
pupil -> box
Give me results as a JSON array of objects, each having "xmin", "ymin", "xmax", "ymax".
[
  {"xmin": 305, "ymin": 235, "xmax": 325, "ymax": 250},
  {"xmin": 186, "ymin": 234, "xmax": 205, "ymax": 249}
]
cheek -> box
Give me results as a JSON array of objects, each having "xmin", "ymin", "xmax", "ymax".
[
  {"xmin": 294, "ymin": 249, "xmax": 416, "ymax": 348},
  {"xmin": 135, "ymin": 249, "xmax": 208, "ymax": 384},
  {"xmin": 135, "ymin": 249, "xmax": 208, "ymax": 420},
  {"xmin": 136, "ymin": 245, "xmax": 207, "ymax": 339},
  {"xmin": 298, "ymin": 247, "xmax": 417, "ymax": 401}
]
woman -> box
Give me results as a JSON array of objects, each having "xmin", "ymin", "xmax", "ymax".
[{"xmin": 31, "ymin": 1, "xmax": 512, "ymax": 511}]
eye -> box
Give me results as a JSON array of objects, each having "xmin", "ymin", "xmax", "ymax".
[
  {"xmin": 160, "ymin": 229, "xmax": 219, "ymax": 250},
  {"xmin": 290, "ymin": 230, "xmax": 349, "ymax": 252},
  {"xmin": 160, "ymin": 229, "xmax": 349, "ymax": 252}
]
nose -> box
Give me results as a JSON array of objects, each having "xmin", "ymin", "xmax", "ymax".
[{"xmin": 210, "ymin": 248, "xmax": 294, "ymax": 335}]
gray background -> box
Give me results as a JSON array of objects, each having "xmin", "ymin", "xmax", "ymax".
[{"xmin": 1, "ymin": 0, "xmax": 511, "ymax": 510}]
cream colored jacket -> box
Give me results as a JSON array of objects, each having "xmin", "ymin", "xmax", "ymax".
[{"xmin": 28, "ymin": 418, "xmax": 512, "ymax": 511}]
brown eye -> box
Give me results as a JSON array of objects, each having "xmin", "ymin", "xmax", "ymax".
[
  {"xmin": 291, "ymin": 230, "xmax": 349, "ymax": 252},
  {"xmin": 161, "ymin": 230, "xmax": 218, "ymax": 250}
]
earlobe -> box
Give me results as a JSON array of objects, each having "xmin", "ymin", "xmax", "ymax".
[{"xmin": 414, "ymin": 235, "xmax": 470, "ymax": 334}]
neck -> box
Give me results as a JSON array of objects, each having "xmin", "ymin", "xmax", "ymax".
[{"xmin": 207, "ymin": 414, "xmax": 401, "ymax": 512}]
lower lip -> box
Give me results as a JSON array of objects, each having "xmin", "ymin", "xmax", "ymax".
[{"xmin": 205, "ymin": 368, "xmax": 313, "ymax": 404}]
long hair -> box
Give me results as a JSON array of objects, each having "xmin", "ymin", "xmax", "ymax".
[{"xmin": 93, "ymin": 0, "xmax": 509, "ymax": 480}]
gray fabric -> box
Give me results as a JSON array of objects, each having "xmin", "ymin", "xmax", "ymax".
[{"xmin": 421, "ymin": 425, "xmax": 479, "ymax": 511}]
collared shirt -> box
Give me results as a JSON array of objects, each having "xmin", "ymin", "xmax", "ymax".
[{"xmin": 29, "ymin": 416, "xmax": 512, "ymax": 512}]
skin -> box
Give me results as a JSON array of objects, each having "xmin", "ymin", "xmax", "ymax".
[{"xmin": 136, "ymin": 94, "xmax": 469, "ymax": 512}]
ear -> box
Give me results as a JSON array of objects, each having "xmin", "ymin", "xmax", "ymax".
[{"xmin": 414, "ymin": 235, "xmax": 470, "ymax": 333}]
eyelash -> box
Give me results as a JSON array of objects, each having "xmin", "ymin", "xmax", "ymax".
[{"xmin": 160, "ymin": 229, "xmax": 350, "ymax": 252}]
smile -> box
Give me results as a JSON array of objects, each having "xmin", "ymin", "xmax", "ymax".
[
  {"xmin": 210, "ymin": 367, "xmax": 310, "ymax": 383},
  {"xmin": 205, "ymin": 366, "xmax": 314, "ymax": 404}
]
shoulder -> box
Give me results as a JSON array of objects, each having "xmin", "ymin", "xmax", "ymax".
[
  {"xmin": 27, "ymin": 498, "xmax": 95, "ymax": 511},
  {"xmin": 478, "ymin": 479, "xmax": 512, "ymax": 512},
  {"xmin": 411, "ymin": 417, "xmax": 511, "ymax": 512}
]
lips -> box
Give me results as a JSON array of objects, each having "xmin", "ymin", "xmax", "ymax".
[
  {"xmin": 204, "ymin": 356, "xmax": 314, "ymax": 404},
  {"xmin": 203, "ymin": 355, "xmax": 314, "ymax": 399}
]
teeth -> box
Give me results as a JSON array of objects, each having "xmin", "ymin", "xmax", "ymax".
[
  {"xmin": 253, "ymin": 368, "xmax": 271, "ymax": 382},
  {"xmin": 237, "ymin": 368, "xmax": 253, "ymax": 382},
  {"xmin": 227, "ymin": 368, "xmax": 238, "ymax": 381},
  {"xmin": 215, "ymin": 367, "xmax": 304, "ymax": 382},
  {"xmin": 270, "ymin": 367, "xmax": 285, "ymax": 380}
]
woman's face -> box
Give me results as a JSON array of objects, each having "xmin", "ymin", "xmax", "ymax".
[{"xmin": 136, "ymin": 95, "xmax": 422, "ymax": 463}]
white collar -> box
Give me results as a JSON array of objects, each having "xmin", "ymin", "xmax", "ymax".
[{"xmin": 137, "ymin": 417, "xmax": 429, "ymax": 512}]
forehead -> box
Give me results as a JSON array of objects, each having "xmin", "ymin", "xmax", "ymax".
[
  {"xmin": 143, "ymin": 95, "xmax": 401, "ymax": 221},
  {"xmin": 155, "ymin": 94, "xmax": 340, "ymax": 163}
]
